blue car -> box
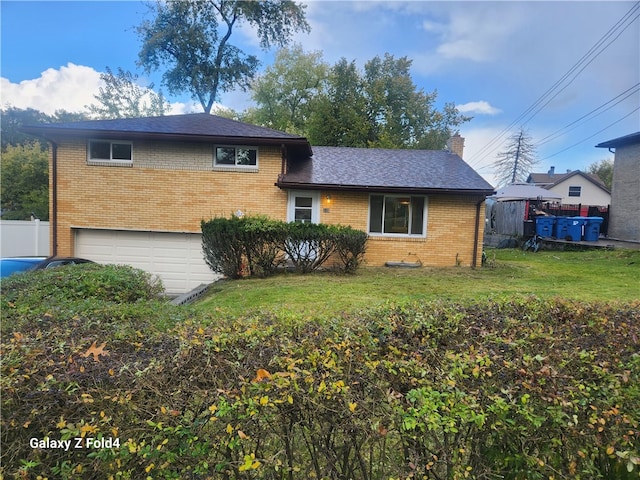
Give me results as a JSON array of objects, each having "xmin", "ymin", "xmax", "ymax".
[
  {"xmin": 0, "ymin": 256, "xmax": 94, "ymax": 278},
  {"xmin": 0, "ymin": 257, "xmax": 47, "ymax": 278}
]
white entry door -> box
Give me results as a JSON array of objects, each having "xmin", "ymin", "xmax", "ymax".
[{"xmin": 287, "ymin": 191, "xmax": 320, "ymax": 224}]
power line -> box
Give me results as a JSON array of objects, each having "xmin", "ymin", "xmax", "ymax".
[
  {"xmin": 536, "ymin": 83, "xmax": 640, "ymax": 147},
  {"xmin": 467, "ymin": 2, "xmax": 640, "ymax": 168},
  {"xmin": 540, "ymin": 106, "xmax": 640, "ymax": 161},
  {"xmin": 519, "ymin": 10, "xmax": 640, "ymax": 128}
]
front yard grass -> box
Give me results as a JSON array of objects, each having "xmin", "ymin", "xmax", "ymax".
[{"xmin": 195, "ymin": 247, "xmax": 640, "ymax": 316}]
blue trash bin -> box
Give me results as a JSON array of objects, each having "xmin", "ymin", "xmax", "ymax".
[
  {"xmin": 555, "ymin": 217, "xmax": 571, "ymax": 239},
  {"xmin": 583, "ymin": 217, "xmax": 604, "ymax": 242},
  {"xmin": 535, "ymin": 216, "xmax": 555, "ymax": 237},
  {"xmin": 566, "ymin": 217, "xmax": 587, "ymax": 241}
]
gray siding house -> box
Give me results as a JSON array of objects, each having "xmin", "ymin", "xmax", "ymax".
[{"xmin": 596, "ymin": 132, "xmax": 640, "ymax": 242}]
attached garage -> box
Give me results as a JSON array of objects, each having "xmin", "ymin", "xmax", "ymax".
[{"xmin": 74, "ymin": 229, "xmax": 218, "ymax": 295}]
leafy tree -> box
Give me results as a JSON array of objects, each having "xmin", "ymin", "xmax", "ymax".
[
  {"xmin": 0, "ymin": 107, "xmax": 90, "ymax": 220},
  {"xmin": 136, "ymin": 0, "xmax": 309, "ymax": 114},
  {"xmin": 307, "ymin": 58, "xmax": 370, "ymax": 147},
  {"xmin": 1, "ymin": 142, "xmax": 49, "ymax": 220},
  {"xmin": 363, "ymin": 54, "xmax": 471, "ymax": 149},
  {"xmin": 1, "ymin": 107, "xmax": 51, "ymax": 150},
  {"xmin": 250, "ymin": 45, "xmax": 328, "ymax": 134},
  {"xmin": 492, "ymin": 128, "xmax": 538, "ymax": 186},
  {"xmin": 587, "ymin": 158, "xmax": 613, "ymax": 190},
  {"xmin": 308, "ymin": 53, "xmax": 470, "ymax": 149},
  {"xmin": 1, "ymin": 108, "xmax": 92, "ymax": 150},
  {"xmin": 86, "ymin": 67, "xmax": 170, "ymax": 119}
]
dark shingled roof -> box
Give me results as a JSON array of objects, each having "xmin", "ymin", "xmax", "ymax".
[
  {"xmin": 279, "ymin": 146, "xmax": 494, "ymax": 195},
  {"xmin": 22, "ymin": 113, "xmax": 312, "ymax": 155},
  {"xmin": 23, "ymin": 113, "xmax": 493, "ymax": 194},
  {"xmin": 595, "ymin": 131, "xmax": 640, "ymax": 149}
]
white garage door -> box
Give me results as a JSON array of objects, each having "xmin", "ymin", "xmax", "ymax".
[{"xmin": 75, "ymin": 229, "xmax": 219, "ymax": 295}]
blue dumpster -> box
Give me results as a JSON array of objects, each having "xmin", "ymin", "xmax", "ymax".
[
  {"xmin": 535, "ymin": 216, "xmax": 555, "ymax": 237},
  {"xmin": 566, "ymin": 217, "xmax": 587, "ymax": 241},
  {"xmin": 555, "ymin": 217, "xmax": 571, "ymax": 239},
  {"xmin": 583, "ymin": 217, "xmax": 604, "ymax": 242}
]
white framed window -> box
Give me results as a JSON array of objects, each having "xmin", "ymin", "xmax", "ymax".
[
  {"xmin": 568, "ymin": 186, "xmax": 581, "ymax": 197},
  {"xmin": 214, "ymin": 146, "xmax": 258, "ymax": 168},
  {"xmin": 88, "ymin": 140, "xmax": 132, "ymax": 164},
  {"xmin": 369, "ymin": 194, "xmax": 427, "ymax": 236}
]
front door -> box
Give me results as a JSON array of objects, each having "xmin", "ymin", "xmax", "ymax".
[{"xmin": 287, "ymin": 191, "xmax": 320, "ymax": 224}]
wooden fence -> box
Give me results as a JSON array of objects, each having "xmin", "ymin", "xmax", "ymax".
[{"xmin": 485, "ymin": 201, "xmax": 609, "ymax": 238}]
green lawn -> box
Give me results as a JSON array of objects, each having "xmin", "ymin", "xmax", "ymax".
[{"xmin": 195, "ymin": 247, "xmax": 640, "ymax": 316}]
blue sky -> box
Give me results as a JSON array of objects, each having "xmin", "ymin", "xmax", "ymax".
[{"xmin": 2, "ymin": 1, "xmax": 639, "ymax": 186}]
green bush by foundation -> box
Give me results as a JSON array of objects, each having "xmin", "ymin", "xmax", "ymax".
[{"xmin": 201, "ymin": 215, "xmax": 368, "ymax": 277}]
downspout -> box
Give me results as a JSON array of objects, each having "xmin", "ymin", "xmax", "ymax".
[
  {"xmin": 280, "ymin": 144, "xmax": 287, "ymax": 176},
  {"xmin": 471, "ymin": 198, "xmax": 484, "ymax": 269},
  {"xmin": 51, "ymin": 141, "xmax": 58, "ymax": 257}
]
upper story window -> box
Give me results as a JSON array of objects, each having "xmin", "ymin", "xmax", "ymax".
[
  {"xmin": 369, "ymin": 194, "xmax": 427, "ymax": 236},
  {"xmin": 214, "ymin": 146, "xmax": 258, "ymax": 168},
  {"xmin": 568, "ymin": 186, "xmax": 581, "ymax": 197},
  {"xmin": 88, "ymin": 140, "xmax": 132, "ymax": 164}
]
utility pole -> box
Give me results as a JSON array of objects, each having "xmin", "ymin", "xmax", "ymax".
[{"xmin": 511, "ymin": 130, "xmax": 523, "ymax": 184}]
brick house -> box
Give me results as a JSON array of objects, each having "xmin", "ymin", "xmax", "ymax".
[{"xmin": 24, "ymin": 114, "xmax": 494, "ymax": 294}]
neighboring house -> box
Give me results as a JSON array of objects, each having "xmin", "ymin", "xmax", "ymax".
[
  {"xmin": 527, "ymin": 167, "xmax": 611, "ymax": 206},
  {"xmin": 596, "ymin": 132, "xmax": 640, "ymax": 242},
  {"xmin": 23, "ymin": 114, "xmax": 493, "ymax": 294}
]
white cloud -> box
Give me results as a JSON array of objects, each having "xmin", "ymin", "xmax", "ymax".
[
  {"xmin": 457, "ymin": 101, "xmax": 501, "ymax": 116},
  {"xmin": 0, "ymin": 63, "xmax": 200, "ymax": 116},
  {"xmin": 1, "ymin": 63, "xmax": 101, "ymax": 115},
  {"xmin": 421, "ymin": 4, "xmax": 525, "ymax": 63}
]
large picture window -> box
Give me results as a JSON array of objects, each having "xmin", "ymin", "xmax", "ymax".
[
  {"xmin": 88, "ymin": 140, "xmax": 132, "ymax": 163},
  {"xmin": 369, "ymin": 195, "xmax": 426, "ymax": 236},
  {"xmin": 214, "ymin": 146, "xmax": 258, "ymax": 167}
]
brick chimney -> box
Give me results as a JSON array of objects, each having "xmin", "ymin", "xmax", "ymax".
[{"xmin": 446, "ymin": 133, "xmax": 465, "ymax": 158}]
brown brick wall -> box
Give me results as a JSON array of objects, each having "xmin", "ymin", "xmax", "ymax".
[
  {"xmin": 52, "ymin": 140, "xmax": 288, "ymax": 255},
  {"xmin": 318, "ymin": 191, "xmax": 485, "ymax": 267},
  {"xmin": 52, "ymin": 140, "xmax": 486, "ymax": 267}
]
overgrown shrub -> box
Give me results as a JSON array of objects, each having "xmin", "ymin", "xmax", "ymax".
[
  {"xmin": 331, "ymin": 225, "xmax": 368, "ymax": 273},
  {"xmin": 201, "ymin": 215, "xmax": 368, "ymax": 277},
  {"xmin": 2, "ymin": 285, "xmax": 639, "ymax": 479},
  {"xmin": 241, "ymin": 216, "xmax": 288, "ymax": 277},
  {"xmin": 280, "ymin": 222, "xmax": 336, "ymax": 273},
  {"xmin": 201, "ymin": 216, "xmax": 246, "ymax": 278}
]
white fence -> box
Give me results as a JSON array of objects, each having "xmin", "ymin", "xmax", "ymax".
[{"xmin": 0, "ymin": 220, "xmax": 50, "ymax": 257}]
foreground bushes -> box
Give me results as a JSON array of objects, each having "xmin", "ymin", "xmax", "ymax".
[
  {"xmin": 201, "ymin": 215, "xmax": 367, "ymax": 278},
  {"xmin": 1, "ymin": 267, "xmax": 639, "ymax": 479}
]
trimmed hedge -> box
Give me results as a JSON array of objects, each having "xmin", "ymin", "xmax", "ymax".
[
  {"xmin": 1, "ymin": 266, "xmax": 638, "ymax": 479},
  {"xmin": 201, "ymin": 215, "xmax": 367, "ymax": 278}
]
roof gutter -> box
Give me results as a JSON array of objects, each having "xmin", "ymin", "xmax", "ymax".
[
  {"xmin": 275, "ymin": 181, "xmax": 495, "ymax": 197},
  {"xmin": 20, "ymin": 126, "xmax": 313, "ymax": 156}
]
